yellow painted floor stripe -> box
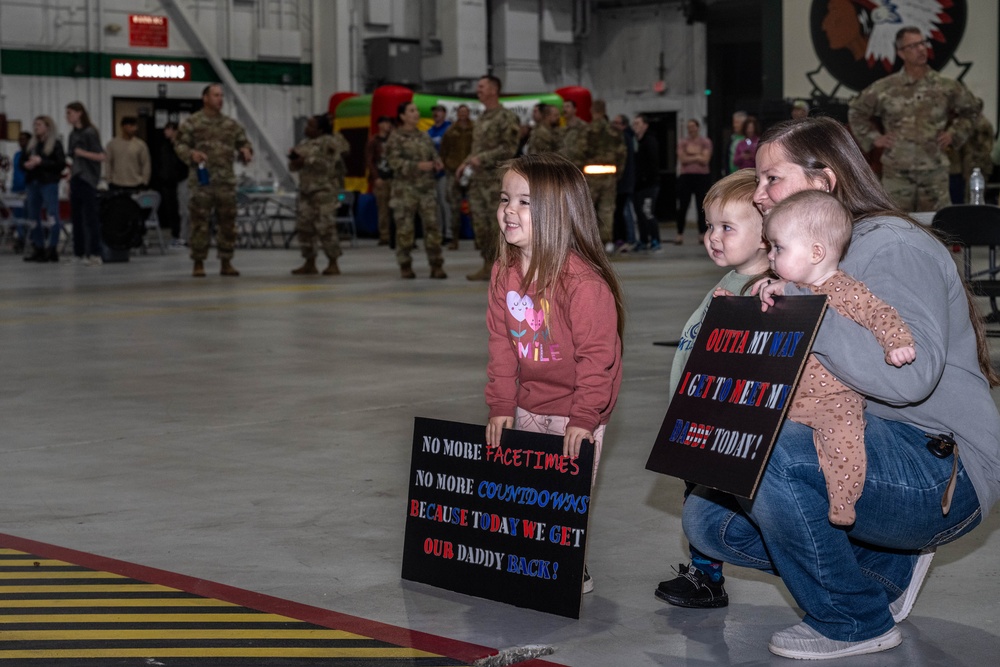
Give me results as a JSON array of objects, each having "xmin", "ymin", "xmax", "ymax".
[
  {"xmin": 0, "ymin": 560, "xmax": 75, "ymax": 567},
  {"xmin": 0, "ymin": 548, "xmax": 475, "ymax": 665},
  {"xmin": 0, "ymin": 571, "xmax": 125, "ymax": 580},
  {"xmin": 0, "ymin": 598, "xmax": 237, "ymax": 608},
  {"xmin": 257, "ymin": 284, "xmax": 333, "ymax": 293},
  {"xmin": 0, "ymin": 585, "xmax": 178, "ymax": 593},
  {"xmin": 0, "ymin": 648, "xmax": 440, "ymax": 658},
  {"xmin": 0, "ymin": 613, "xmax": 298, "ymax": 623},
  {"xmin": 0, "ymin": 629, "xmax": 366, "ymax": 640}
]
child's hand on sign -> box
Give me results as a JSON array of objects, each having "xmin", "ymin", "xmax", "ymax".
[
  {"xmin": 486, "ymin": 416, "xmax": 513, "ymax": 447},
  {"xmin": 887, "ymin": 345, "xmax": 917, "ymax": 367},
  {"xmin": 753, "ymin": 278, "xmax": 788, "ymax": 312},
  {"xmin": 712, "ymin": 288, "xmax": 735, "ymax": 298},
  {"xmin": 749, "ymin": 276, "xmax": 770, "ymax": 296},
  {"xmin": 563, "ymin": 426, "xmax": 593, "ymax": 459}
]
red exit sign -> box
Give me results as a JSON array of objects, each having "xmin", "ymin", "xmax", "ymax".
[{"xmin": 129, "ymin": 14, "xmax": 168, "ymax": 48}]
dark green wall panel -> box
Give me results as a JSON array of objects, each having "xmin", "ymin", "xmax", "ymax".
[{"xmin": 0, "ymin": 49, "xmax": 310, "ymax": 85}]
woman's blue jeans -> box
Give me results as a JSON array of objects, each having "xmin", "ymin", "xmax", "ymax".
[
  {"xmin": 683, "ymin": 416, "xmax": 982, "ymax": 642},
  {"xmin": 633, "ymin": 187, "xmax": 660, "ymax": 245},
  {"xmin": 24, "ymin": 181, "xmax": 61, "ymax": 249}
]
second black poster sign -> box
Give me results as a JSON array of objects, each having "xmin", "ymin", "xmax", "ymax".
[{"xmin": 646, "ymin": 296, "xmax": 827, "ymax": 498}]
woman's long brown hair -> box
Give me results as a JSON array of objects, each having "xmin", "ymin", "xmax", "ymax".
[
  {"xmin": 66, "ymin": 101, "xmax": 100, "ymax": 143},
  {"xmin": 494, "ymin": 153, "xmax": 625, "ymax": 343},
  {"xmin": 760, "ymin": 116, "xmax": 999, "ymax": 386}
]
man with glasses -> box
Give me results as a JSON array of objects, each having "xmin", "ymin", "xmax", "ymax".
[{"xmin": 848, "ymin": 26, "xmax": 979, "ymax": 212}]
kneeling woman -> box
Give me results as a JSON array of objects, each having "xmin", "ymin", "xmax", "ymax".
[{"xmin": 682, "ymin": 116, "xmax": 1000, "ymax": 659}]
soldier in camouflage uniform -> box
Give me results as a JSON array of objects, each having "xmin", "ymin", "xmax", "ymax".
[
  {"xmin": 456, "ymin": 75, "xmax": 520, "ymax": 281},
  {"xmin": 365, "ymin": 116, "xmax": 394, "ymax": 245},
  {"xmin": 439, "ymin": 104, "xmax": 474, "ymax": 249},
  {"xmin": 527, "ymin": 104, "xmax": 562, "ymax": 155},
  {"xmin": 963, "ymin": 113, "xmax": 995, "ymax": 184},
  {"xmin": 955, "ymin": 101, "xmax": 994, "ymax": 202},
  {"xmin": 945, "ymin": 97, "xmax": 993, "ymax": 203},
  {"xmin": 386, "ymin": 101, "xmax": 446, "ymax": 279},
  {"xmin": 174, "ymin": 83, "xmax": 253, "ymax": 277},
  {"xmin": 848, "ymin": 27, "xmax": 979, "ymax": 212},
  {"xmin": 559, "ymin": 99, "xmax": 589, "ymax": 169},
  {"xmin": 288, "ymin": 114, "xmax": 350, "ymax": 276},
  {"xmin": 582, "ymin": 100, "xmax": 627, "ymax": 247}
]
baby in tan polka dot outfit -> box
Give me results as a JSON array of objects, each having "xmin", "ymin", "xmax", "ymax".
[{"xmin": 757, "ymin": 191, "xmax": 915, "ymax": 526}]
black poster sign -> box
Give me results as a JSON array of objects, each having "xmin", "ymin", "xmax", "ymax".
[
  {"xmin": 402, "ymin": 418, "xmax": 593, "ymax": 619},
  {"xmin": 646, "ymin": 296, "xmax": 827, "ymax": 498}
]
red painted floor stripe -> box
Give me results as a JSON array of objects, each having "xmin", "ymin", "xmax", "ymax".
[{"xmin": 0, "ymin": 533, "xmax": 563, "ymax": 666}]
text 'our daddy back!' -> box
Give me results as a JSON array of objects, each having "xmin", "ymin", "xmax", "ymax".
[
  {"xmin": 402, "ymin": 418, "xmax": 593, "ymax": 619},
  {"xmin": 646, "ymin": 296, "xmax": 827, "ymax": 499}
]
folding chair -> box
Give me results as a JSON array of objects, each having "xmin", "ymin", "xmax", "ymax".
[
  {"xmin": 335, "ymin": 190, "xmax": 357, "ymax": 248},
  {"xmin": 132, "ymin": 190, "xmax": 165, "ymax": 254},
  {"xmin": 265, "ymin": 194, "xmax": 297, "ymax": 249},
  {"xmin": 236, "ymin": 192, "xmax": 271, "ymax": 248},
  {"xmin": 931, "ymin": 204, "xmax": 1000, "ymax": 334},
  {"xmin": 0, "ymin": 193, "xmax": 27, "ymax": 253}
]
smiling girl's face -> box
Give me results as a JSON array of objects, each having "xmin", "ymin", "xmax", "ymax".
[{"xmin": 498, "ymin": 170, "xmax": 533, "ymax": 263}]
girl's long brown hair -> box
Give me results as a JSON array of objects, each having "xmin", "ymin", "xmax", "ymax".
[
  {"xmin": 761, "ymin": 116, "xmax": 999, "ymax": 386},
  {"xmin": 66, "ymin": 101, "xmax": 100, "ymax": 143},
  {"xmin": 494, "ymin": 153, "xmax": 625, "ymax": 342}
]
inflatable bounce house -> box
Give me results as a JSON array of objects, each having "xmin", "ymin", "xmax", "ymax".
[{"xmin": 329, "ymin": 85, "xmax": 588, "ymax": 236}]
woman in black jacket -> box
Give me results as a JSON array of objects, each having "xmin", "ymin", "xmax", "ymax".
[{"xmin": 21, "ymin": 115, "xmax": 66, "ymax": 262}]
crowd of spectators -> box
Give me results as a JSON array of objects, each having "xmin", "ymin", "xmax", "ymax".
[{"xmin": 2, "ymin": 29, "xmax": 997, "ymax": 277}]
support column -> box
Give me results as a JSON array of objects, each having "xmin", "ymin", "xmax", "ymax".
[
  {"xmin": 490, "ymin": 0, "xmax": 545, "ymax": 92},
  {"xmin": 164, "ymin": 0, "xmax": 293, "ymax": 189}
]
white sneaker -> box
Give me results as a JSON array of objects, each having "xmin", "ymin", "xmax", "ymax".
[
  {"xmin": 86, "ymin": 255, "xmax": 103, "ymax": 266},
  {"xmin": 582, "ymin": 567, "xmax": 594, "ymax": 594},
  {"xmin": 890, "ymin": 549, "xmax": 935, "ymax": 623},
  {"xmin": 604, "ymin": 242, "xmax": 616, "ymax": 254},
  {"xmin": 768, "ymin": 622, "xmax": 901, "ymax": 660}
]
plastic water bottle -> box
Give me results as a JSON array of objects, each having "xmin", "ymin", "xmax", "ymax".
[
  {"xmin": 197, "ymin": 162, "xmax": 210, "ymax": 186},
  {"xmin": 970, "ymin": 167, "xmax": 985, "ymax": 205},
  {"xmin": 459, "ymin": 165, "xmax": 473, "ymax": 188}
]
